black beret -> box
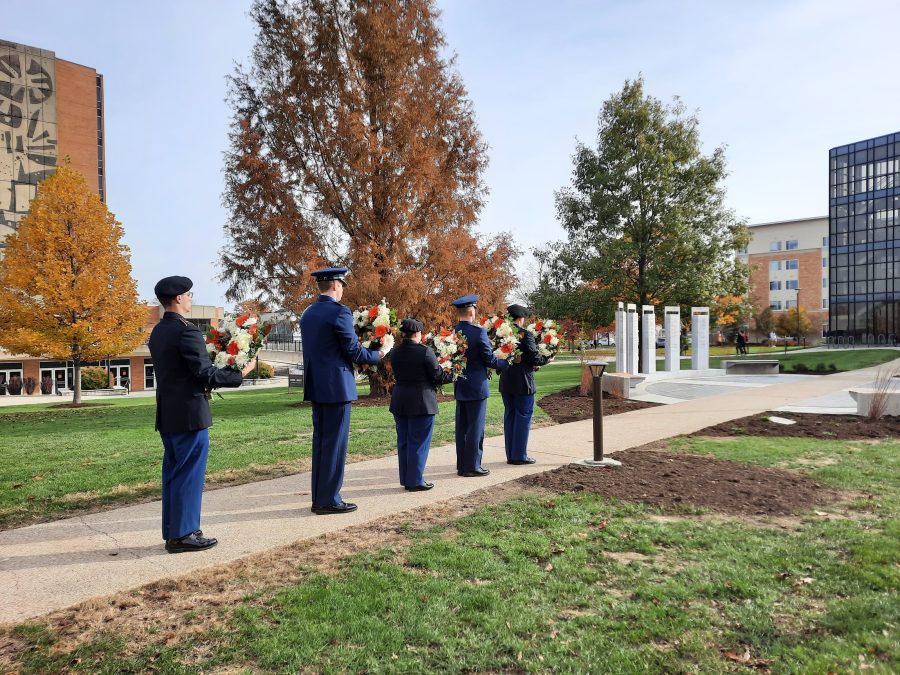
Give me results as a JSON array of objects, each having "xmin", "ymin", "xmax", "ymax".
[
  {"xmin": 507, "ymin": 304, "xmax": 529, "ymax": 319},
  {"xmin": 400, "ymin": 318, "xmax": 423, "ymax": 333},
  {"xmin": 154, "ymin": 276, "xmax": 193, "ymax": 298}
]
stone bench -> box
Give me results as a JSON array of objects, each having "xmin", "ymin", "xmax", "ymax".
[
  {"xmin": 74, "ymin": 388, "xmax": 128, "ymax": 396},
  {"xmin": 600, "ymin": 372, "xmax": 646, "ymax": 399},
  {"xmin": 849, "ymin": 387, "xmax": 900, "ymax": 417},
  {"xmin": 721, "ymin": 359, "xmax": 780, "ymax": 375}
]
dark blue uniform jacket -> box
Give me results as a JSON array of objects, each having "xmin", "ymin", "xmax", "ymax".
[
  {"xmin": 148, "ymin": 311, "xmax": 243, "ymax": 433},
  {"xmin": 299, "ymin": 295, "xmax": 381, "ymax": 403},
  {"xmin": 453, "ymin": 321, "xmax": 507, "ymax": 401},
  {"xmin": 499, "ymin": 326, "xmax": 550, "ymax": 396},
  {"xmin": 389, "ymin": 341, "xmax": 448, "ymax": 416}
]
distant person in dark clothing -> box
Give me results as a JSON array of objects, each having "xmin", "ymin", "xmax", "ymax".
[{"xmin": 736, "ymin": 330, "xmax": 748, "ymax": 355}]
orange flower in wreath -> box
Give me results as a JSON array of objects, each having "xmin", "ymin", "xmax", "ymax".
[
  {"xmin": 226, "ymin": 341, "xmax": 240, "ymax": 355},
  {"xmin": 368, "ymin": 306, "xmax": 379, "ymax": 319},
  {"xmin": 374, "ymin": 325, "xmax": 388, "ymax": 338}
]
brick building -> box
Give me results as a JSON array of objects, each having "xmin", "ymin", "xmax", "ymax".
[{"xmin": 743, "ymin": 216, "xmax": 830, "ymax": 343}]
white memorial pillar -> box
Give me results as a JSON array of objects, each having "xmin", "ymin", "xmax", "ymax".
[
  {"xmin": 640, "ymin": 305, "xmax": 656, "ymax": 375},
  {"xmin": 625, "ymin": 303, "xmax": 639, "ymax": 374},
  {"xmin": 614, "ymin": 302, "xmax": 626, "ymax": 373},
  {"xmin": 664, "ymin": 306, "xmax": 680, "ymax": 372},
  {"xmin": 691, "ymin": 307, "xmax": 710, "ymax": 370}
]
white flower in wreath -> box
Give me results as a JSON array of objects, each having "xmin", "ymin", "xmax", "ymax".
[
  {"xmin": 244, "ymin": 316, "xmax": 258, "ymax": 327},
  {"xmin": 206, "ymin": 343, "xmax": 217, "ymax": 355},
  {"xmin": 234, "ymin": 352, "xmax": 249, "ymax": 368},
  {"xmin": 235, "ymin": 332, "xmax": 252, "ymax": 351},
  {"xmin": 550, "ymin": 335, "xmax": 559, "ymax": 346},
  {"xmin": 373, "ymin": 312, "xmax": 391, "ymax": 329},
  {"xmin": 381, "ymin": 333, "xmax": 395, "ymax": 353},
  {"xmin": 214, "ymin": 351, "xmax": 230, "ymax": 368},
  {"xmin": 496, "ymin": 322, "xmax": 513, "ymax": 338}
]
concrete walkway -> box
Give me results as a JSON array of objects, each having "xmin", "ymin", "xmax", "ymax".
[{"xmin": 0, "ymin": 362, "xmax": 892, "ymax": 624}]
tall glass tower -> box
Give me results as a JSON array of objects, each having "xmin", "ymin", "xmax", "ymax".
[{"xmin": 828, "ymin": 131, "xmax": 900, "ymax": 342}]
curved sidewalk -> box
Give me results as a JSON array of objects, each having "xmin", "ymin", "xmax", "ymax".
[{"xmin": 0, "ymin": 363, "xmax": 892, "ymax": 624}]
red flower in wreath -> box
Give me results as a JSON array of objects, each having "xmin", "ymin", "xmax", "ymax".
[
  {"xmin": 374, "ymin": 325, "xmax": 388, "ymax": 338},
  {"xmin": 543, "ymin": 333, "xmax": 553, "ymax": 344},
  {"xmin": 534, "ymin": 321, "xmax": 544, "ymax": 332},
  {"xmin": 236, "ymin": 314, "xmax": 249, "ymax": 327},
  {"xmin": 227, "ymin": 341, "xmax": 240, "ymax": 355},
  {"xmin": 493, "ymin": 318, "xmax": 504, "ymax": 329},
  {"xmin": 501, "ymin": 343, "xmax": 514, "ymax": 354},
  {"xmin": 368, "ymin": 306, "xmax": 379, "ymax": 319}
]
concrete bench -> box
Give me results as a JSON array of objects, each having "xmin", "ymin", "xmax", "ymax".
[
  {"xmin": 75, "ymin": 388, "xmax": 128, "ymax": 396},
  {"xmin": 721, "ymin": 359, "xmax": 780, "ymax": 375},
  {"xmin": 849, "ymin": 387, "xmax": 900, "ymax": 417},
  {"xmin": 600, "ymin": 372, "xmax": 646, "ymax": 399}
]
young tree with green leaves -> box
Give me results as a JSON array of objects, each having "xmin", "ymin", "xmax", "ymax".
[{"xmin": 537, "ymin": 77, "xmax": 750, "ymax": 370}]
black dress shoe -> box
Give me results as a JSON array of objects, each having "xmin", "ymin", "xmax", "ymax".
[
  {"xmin": 165, "ymin": 533, "xmax": 218, "ymax": 554},
  {"xmin": 404, "ymin": 482, "xmax": 434, "ymax": 491},
  {"xmin": 458, "ymin": 468, "xmax": 490, "ymax": 477},
  {"xmin": 311, "ymin": 502, "xmax": 358, "ymax": 515},
  {"xmin": 507, "ymin": 458, "xmax": 537, "ymax": 465}
]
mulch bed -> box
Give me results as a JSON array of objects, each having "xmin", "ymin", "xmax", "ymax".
[
  {"xmin": 520, "ymin": 449, "xmax": 838, "ymax": 516},
  {"xmin": 537, "ymin": 386, "xmax": 660, "ymax": 423},
  {"xmin": 693, "ymin": 411, "xmax": 900, "ymax": 440}
]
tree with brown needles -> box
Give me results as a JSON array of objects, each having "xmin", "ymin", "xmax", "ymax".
[{"xmin": 221, "ymin": 0, "xmax": 518, "ymax": 336}]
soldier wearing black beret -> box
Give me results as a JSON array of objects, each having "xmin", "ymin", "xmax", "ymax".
[
  {"xmin": 148, "ymin": 276, "xmax": 257, "ymax": 553},
  {"xmin": 389, "ymin": 318, "xmax": 450, "ymax": 490},
  {"xmin": 499, "ymin": 304, "xmax": 551, "ymax": 465}
]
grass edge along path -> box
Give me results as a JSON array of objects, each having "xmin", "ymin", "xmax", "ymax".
[
  {"xmin": 0, "ymin": 364, "xmax": 583, "ymax": 530},
  {"xmin": 3, "ymin": 433, "xmax": 898, "ymax": 673}
]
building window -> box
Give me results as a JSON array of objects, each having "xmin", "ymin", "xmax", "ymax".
[
  {"xmin": 785, "ymin": 299, "xmax": 797, "ymax": 309},
  {"xmin": 822, "ymin": 236, "xmax": 828, "ymax": 247},
  {"xmin": 144, "ymin": 363, "xmax": 155, "ymax": 390},
  {"xmin": 769, "ymin": 281, "xmax": 782, "ymax": 290},
  {"xmin": 822, "ymin": 277, "xmax": 827, "ymax": 288},
  {"xmin": 769, "ymin": 261, "xmax": 782, "ymax": 272},
  {"xmin": 770, "ymin": 301, "xmax": 782, "ymax": 311},
  {"xmin": 822, "ymin": 299, "xmax": 829, "ymax": 309},
  {"xmin": 786, "ymin": 240, "xmax": 799, "ymax": 250},
  {"xmin": 822, "ymin": 257, "xmax": 827, "ymax": 268},
  {"xmin": 785, "ymin": 259, "xmax": 799, "ymax": 270},
  {"xmin": 769, "ymin": 241, "xmax": 782, "ymax": 252},
  {"xmin": 785, "ymin": 279, "xmax": 800, "ymax": 290}
]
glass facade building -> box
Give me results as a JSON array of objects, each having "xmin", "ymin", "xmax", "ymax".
[{"xmin": 828, "ymin": 131, "xmax": 900, "ymax": 341}]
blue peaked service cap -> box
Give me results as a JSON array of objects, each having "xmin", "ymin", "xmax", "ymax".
[
  {"xmin": 451, "ymin": 294, "xmax": 479, "ymax": 308},
  {"xmin": 310, "ymin": 267, "xmax": 349, "ymax": 284}
]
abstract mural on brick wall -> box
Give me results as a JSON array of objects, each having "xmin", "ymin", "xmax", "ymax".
[{"xmin": 0, "ymin": 41, "xmax": 57, "ymax": 248}]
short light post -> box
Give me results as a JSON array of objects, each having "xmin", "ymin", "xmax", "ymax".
[{"xmin": 578, "ymin": 360, "xmax": 621, "ymax": 468}]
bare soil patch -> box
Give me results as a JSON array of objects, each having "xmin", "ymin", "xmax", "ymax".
[
  {"xmin": 537, "ymin": 386, "xmax": 659, "ymax": 423},
  {"xmin": 693, "ymin": 411, "xmax": 900, "ymax": 440},
  {"xmin": 519, "ymin": 448, "xmax": 839, "ymax": 517}
]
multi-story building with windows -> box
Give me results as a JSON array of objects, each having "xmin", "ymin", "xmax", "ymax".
[
  {"xmin": 828, "ymin": 131, "xmax": 900, "ymax": 342},
  {"xmin": 744, "ymin": 216, "xmax": 829, "ymax": 342},
  {"xmin": 0, "ymin": 40, "xmax": 231, "ymax": 397}
]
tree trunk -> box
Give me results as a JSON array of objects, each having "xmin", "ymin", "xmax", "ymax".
[
  {"xmin": 367, "ymin": 362, "xmax": 395, "ymax": 397},
  {"xmin": 73, "ymin": 360, "xmax": 82, "ymax": 404}
]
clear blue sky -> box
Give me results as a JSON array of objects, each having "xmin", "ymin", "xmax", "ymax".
[{"xmin": 6, "ymin": 0, "xmax": 899, "ymax": 306}]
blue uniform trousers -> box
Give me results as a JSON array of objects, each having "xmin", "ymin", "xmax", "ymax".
[
  {"xmin": 455, "ymin": 399, "xmax": 487, "ymax": 472},
  {"xmin": 394, "ymin": 414, "xmax": 435, "ymax": 487},
  {"xmin": 501, "ymin": 392, "xmax": 535, "ymax": 462},
  {"xmin": 160, "ymin": 428, "xmax": 210, "ymax": 540},
  {"xmin": 311, "ymin": 402, "xmax": 352, "ymax": 508}
]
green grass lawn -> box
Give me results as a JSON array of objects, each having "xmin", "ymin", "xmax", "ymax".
[
  {"xmin": 8, "ymin": 434, "xmax": 898, "ymax": 673},
  {"xmin": 0, "ymin": 363, "xmax": 583, "ymax": 528},
  {"xmin": 706, "ymin": 347, "xmax": 899, "ymax": 373}
]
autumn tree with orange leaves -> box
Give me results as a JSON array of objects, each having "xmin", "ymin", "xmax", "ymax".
[
  {"xmin": 0, "ymin": 164, "xmax": 145, "ymax": 404},
  {"xmin": 221, "ymin": 0, "xmax": 517, "ymax": 329}
]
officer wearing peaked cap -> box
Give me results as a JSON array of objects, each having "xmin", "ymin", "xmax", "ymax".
[
  {"xmin": 300, "ymin": 267, "xmax": 383, "ymax": 515},
  {"xmin": 499, "ymin": 304, "xmax": 551, "ymax": 465},
  {"xmin": 452, "ymin": 294, "xmax": 508, "ymax": 476},
  {"xmin": 148, "ymin": 276, "xmax": 256, "ymax": 553},
  {"xmin": 389, "ymin": 318, "xmax": 450, "ymax": 491}
]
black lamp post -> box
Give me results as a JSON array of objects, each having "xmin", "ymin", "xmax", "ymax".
[{"xmin": 578, "ymin": 360, "xmax": 621, "ymax": 468}]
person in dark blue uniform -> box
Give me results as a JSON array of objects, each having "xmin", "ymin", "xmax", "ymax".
[
  {"xmin": 300, "ymin": 267, "xmax": 383, "ymax": 515},
  {"xmin": 499, "ymin": 304, "xmax": 551, "ymax": 465},
  {"xmin": 148, "ymin": 276, "xmax": 256, "ymax": 553},
  {"xmin": 389, "ymin": 318, "xmax": 450, "ymax": 491},
  {"xmin": 452, "ymin": 294, "xmax": 508, "ymax": 477}
]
